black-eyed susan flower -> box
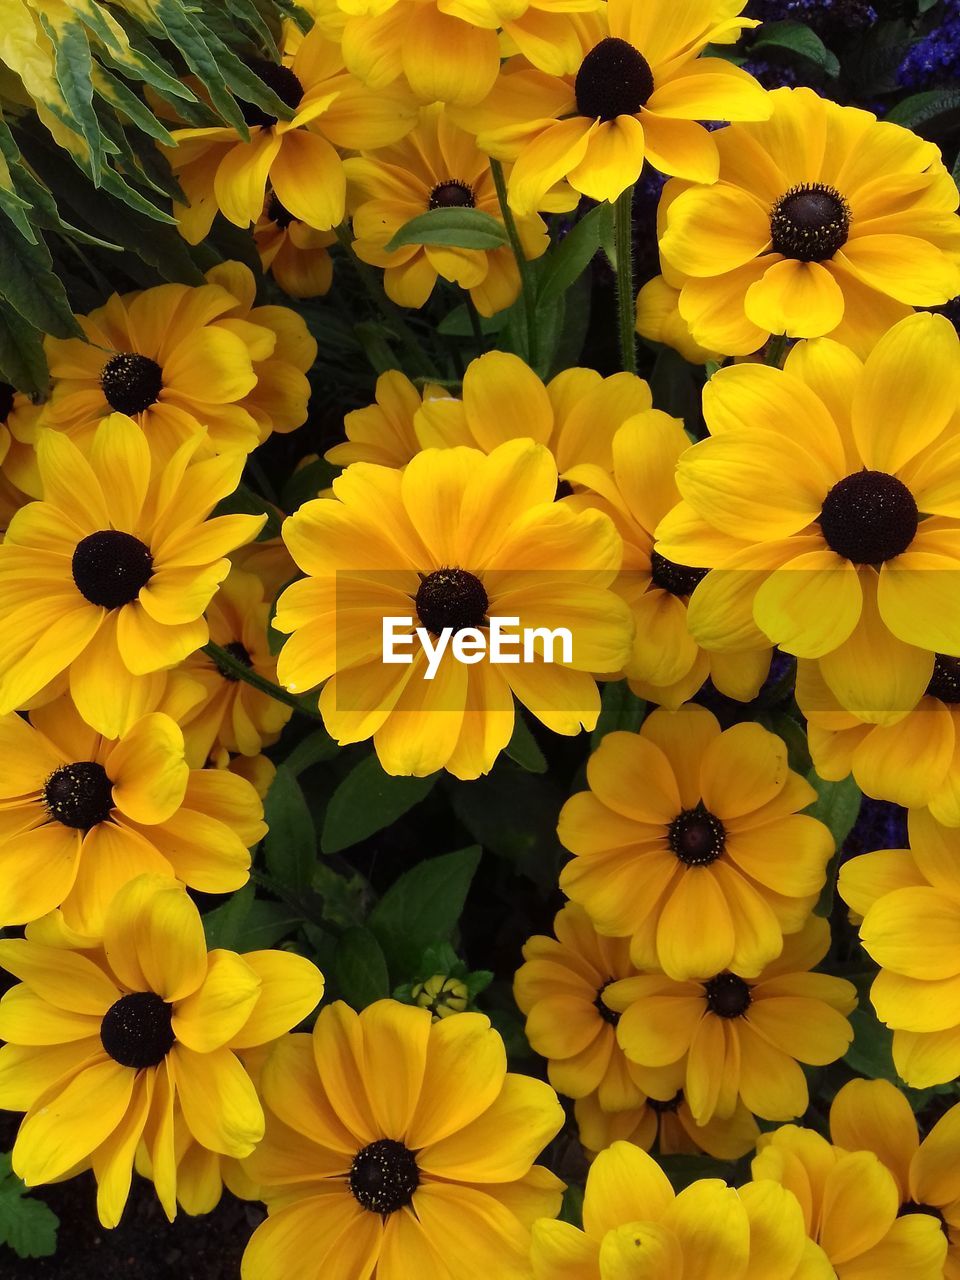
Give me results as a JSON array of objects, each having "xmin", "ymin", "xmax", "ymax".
[
  {"xmin": 0, "ymin": 381, "xmax": 42, "ymax": 500},
  {"xmin": 176, "ymin": 567, "xmax": 293, "ymax": 768},
  {"xmin": 574, "ymin": 1086, "xmax": 760, "ymax": 1162},
  {"xmin": 531, "ymin": 1139, "xmax": 819, "ymax": 1279},
  {"xmin": 254, "ymin": 192, "xmax": 336, "ymax": 298},
  {"xmin": 656, "ymin": 314, "xmax": 960, "ymax": 703},
  {"xmin": 608, "ymin": 915, "xmax": 856, "ymax": 1125},
  {"xmin": 751, "ymin": 1125, "xmax": 948, "ymax": 1278},
  {"xmin": 830, "ymin": 1078, "xmax": 960, "ymax": 1274},
  {"xmin": 0, "ymin": 694, "xmax": 263, "ymax": 937},
  {"xmin": 346, "ymin": 106, "xmax": 575, "ymax": 316},
  {"xmin": 42, "ymin": 278, "xmax": 270, "ymax": 457},
  {"xmin": 558, "ymin": 704, "xmax": 833, "ymax": 979},
  {"xmin": 453, "ymin": 1, "xmax": 769, "ymax": 214},
  {"xmin": 0, "ymin": 414, "xmax": 265, "ymax": 737},
  {"xmin": 564, "ymin": 411, "xmax": 773, "ymax": 709},
  {"xmin": 166, "ymin": 26, "xmax": 417, "ymax": 239},
  {"xmin": 0, "ymin": 874, "xmax": 323, "ymax": 1228},
  {"xmin": 325, "ymin": 370, "xmax": 436, "ymax": 469},
  {"xmin": 204, "ymin": 262, "xmax": 318, "ymax": 443},
  {"xmin": 635, "ymin": 273, "xmax": 721, "ymax": 365},
  {"xmin": 659, "ymin": 87, "xmax": 960, "ymax": 357},
  {"xmin": 839, "ymin": 808, "xmax": 960, "ymax": 1087},
  {"xmin": 240, "ymin": 1000, "xmax": 564, "ymax": 1279},
  {"xmin": 274, "ymin": 438, "xmax": 634, "ymax": 779},
  {"xmin": 798, "ymin": 655, "xmax": 960, "ymax": 824}
]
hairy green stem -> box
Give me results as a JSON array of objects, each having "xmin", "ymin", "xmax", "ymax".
[
  {"xmin": 203, "ymin": 641, "xmax": 324, "ymax": 721},
  {"xmin": 614, "ymin": 185, "xmax": 637, "ymax": 375},
  {"xmin": 490, "ymin": 159, "xmax": 540, "ymax": 371}
]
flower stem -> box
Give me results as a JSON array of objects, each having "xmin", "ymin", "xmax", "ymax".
[
  {"xmin": 203, "ymin": 641, "xmax": 324, "ymax": 721},
  {"xmin": 614, "ymin": 184, "xmax": 637, "ymax": 375},
  {"xmin": 490, "ymin": 159, "xmax": 540, "ymax": 371}
]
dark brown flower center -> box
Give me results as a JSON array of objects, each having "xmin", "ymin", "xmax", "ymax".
[
  {"xmin": 267, "ymin": 191, "xmax": 295, "ymax": 228},
  {"xmin": 819, "ymin": 470, "xmax": 918, "ymax": 564},
  {"xmin": 927, "ymin": 654, "xmax": 960, "ymax": 704},
  {"xmin": 668, "ymin": 802, "xmax": 726, "ymax": 867},
  {"xmin": 240, "ymin": 59, "xmax": 304, "ymax": 128},
  {"xmin": 215, "ymin": 641, "xmax": 254, "ymax": 682},
  {"xmin": 100, "ymin": 353, "xmax": 163, "ymax": 415},
  {"xmin": 650, "ymin": 551, "xmax": 708, "ymax": 598},
  {"xmin": 349, "ymin": 1139, "xmax": 420, "ymax": 1214},
  {"xmin": 415, "ymin": 568, "xmax": 488, "ymax": 636},
  {"xmin": 770, "ymin": 183, "xmax": 850, "ymax": 262},
  {"xmin": 101, "ymin": 992, "xmax": 175, "ymax": 1068},
  {"xmin": 594, "ymin": 981, "xmax": 620, "ymax": 1026},
  {"xmin": 43, "ymin": 762, "xmax": 113, "ymax": 830},
  {"xmin": 575, "ymin": 37, "xmax": 654, "ymax": 121},
  {"xmin": 0, "ymin": 382, "xmax": 15, "ymax": 423},
  {"xmin": 704, "ymin": 972, "xmax": 752, "ymax": 1018},
  {"xmin": 429, "ymin": 180, "xmax": 475, "ymax": 210},
  {"xmin": 72, "ymin": 530, "xmax": 154, "ymax": 608}
]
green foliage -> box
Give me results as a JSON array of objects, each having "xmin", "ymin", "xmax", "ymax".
[
  {"xmin": 321, "ymin": 753, "xmax": 437, "ymax": 853},
  {"xmin": 750, "ymin": 22, "xmax": 840, "ymax": 76},
  {"xmin": 0, "ymin": 1153, "xmax": 58, "ymax": 1260},
  {"xmin": 335, "ymin": 926, "xmax": 391, "ymax": 1008},
  {"xmin": 264, "ymin": 766, "xmax": 318, "ymax": 896},
  {"xmin": 368, "ymin": 845, "xmax": 482, "ymax": 973},
  {"xmin": 385, "ymin": 208, "xmax": 509, "ymax": 252}
]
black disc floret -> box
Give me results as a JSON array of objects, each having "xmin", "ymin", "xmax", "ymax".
[
  {"xmin": 100, "ymin": 992, "xmax": 175, "ymax": 1068},
  {"xmin": 415, "ymin": 568, "xmax": 489, "ymax": 635},
  {"xmin": 267, "ymin": 192, "xmax": 295, "ymax": 229},
  {"xmin": 594, "ymin": 981, "xmax": 620, "ymax": 1027},
  {"xmin": 575, "ymin": 37, "xmax": 654, "ymax": 122},
  {"xmin": 43, "ymin": 762, "xmax": 113, "ymax": 830},
  {"xmin": 927, "ymin": 655, "xmax": 960, "ymax": 704},
  {"xmin": 0, "ymin": 382, "xmax": 15, "ymax": 423},
  {"xmin": 704, "ymin": 972, "xmax": 752, "ymax": 1019},
  {"xmin": 770, "ymin": 182, "xmax": 850, "ymax": 262},
  {"xmin": 215, "ymin": 641, "xmax": 254, "ymax": 682},
  {"xmin": 429, "ymin": 180, "xmax": 475, "ymax": 210},
  {"xmin": 819, "ymin": 470, "xmax": 918, "ymax": 564},
  {"xmin": 650, "ymin": 551, "xmax": 708, "ymax": 598},
  {"xmin": 349, "ymin": 1139, "xmax": 420, "ymax": 1214},
  {"xmin": 668, "ymin": 801, "xmax": 726, "ymax": 867},
  {"xmin": 72, "ymin": 530, "xmax": 154, "ymax": 608},
  {"xmin": 100, "ymin": 353, "xmax": 163, "ymax": 415},
  {"xmin": 240, "ymin": 58, "xmax": 304, "ymax": 128}
]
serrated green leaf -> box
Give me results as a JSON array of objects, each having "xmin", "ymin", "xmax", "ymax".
[
  {"xmin": 264, "ymin": 765, "xmax": 317, "ymax": 895},
  {"xmin": 321, "ymin": 754, "xmax": 437, "ymax": 854},
  {"xmin": 750, "ymin": 21, "xmax": 840, "ymax": 76},
  {"xmin": 386, "ymin": 208, "xmax": 509, "ymax": 252},
  {"xmin": 0, "ymin": 1161, "xmax": 59, "ymax": 1259},
  {"xmin": 537, "ymin": 203, "xmax": 607, "ymax": 310},
  {"xmin": 886, "ymin": 89, "xmax": 960, "ymax": 129},
  {"xmin": 0, "ymin": 302, "xmax": 49, "ymax": 395},
  {"xmin": 368, "ymin": 846, "xmax": 482, "ymax": 974},
  {"xmin": 335, "ymin": 926, "xmax": 391, "ymax": 1008}
]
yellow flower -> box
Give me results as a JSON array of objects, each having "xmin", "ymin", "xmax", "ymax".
[
  {"xmin": 656, "ymin": 314, "xmax": 960, "ymax": 714},
  {"xmin": 43, "ymin": 276, "xmax": 273, "ymax": 457},
  {"xmin": 574, "ymin": 1087, "xmax": 759, "ymax": 1162},
  {"xmin": 274, "ymin": 438, "xmax": 634, "ymax": 779},
  {"xmin": 166, "ymin": 26, "xmax": 417, "ymax": 240},
  {"xmin": 346, "ymin": 105, "xmax": 575, "ymax": 316},
  {"xmin": 204, "ymin": 262, "xmax": 318, "ymax": 442},
  {"xmin": 240, "ymin": 1000, "xmax": 564, "ymax": 1280},
  {"xmin": 797, "ymin": 656, "xmax": 960, "ymax": 824},
  {"xmin": 175, "ymin": 567, "xmax": 293, "ymax": 768},
  {"xmin": 327, "ymin": 351, "xmax": 656, "ymax": 472},
  {"xmin": 0, "ymin": 380, "xmax": 42, "ymax": 500},
  {"xmin": 565, "ymin": 411, "xmax": 773, "ymax": 709},
  {"xmin": 751, "ymin": 1125, "xmax": 948, "ymax": 1278},
  {"xmin": 0, "ymin": 414, "xmax": 265, "ymax": 737},
  {"xmin": 660, "ymin": 87, "xmax": 960, "ymax": 357},
  {"xmin": 452, "ymin": 0, "xmax": 769, "ymax": 215},
  {"xmin": 830, "ymin": 1078, "xmax": 960, "ymax": 1277},
  {"xmin": 558, "ymin": 704, "xmax": 833, "ymax": 979},
  {"xmin": 635, "ymin": 273, "xmax": 721, "ymax": 364},
  {"xmin": 0, "ymin": 874, "xmax": 324, "ymax": 1228},
  {"xmin": 531, "ymin": 1140, "xmax": 819, "ymax": 1280},
  {"xmin": 608, "ymin": 915, "xmax": 856, "ymax": 1125},
  {"xmin": 0, "ymin": 694, "xmax": 263, "ymax": 936},
  {"xmin": 255, "ymin": 192, "xmax": 336, "ymax": 298},
  {"xmin": 335, "ymin": 0, "xmax": 601, "ymax": 106},
  {"xmin": 839, "ymin": 808, "xmax": 960, "ymax": 1087}
]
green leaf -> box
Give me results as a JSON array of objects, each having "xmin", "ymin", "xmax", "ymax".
[
  {"xmin": 92, "ymin": 65, "xmax": 176, "ymax": 145},
  {"xmin": 321, "ymin": 754, "xmax": 437, "ymax": 854},
  {"xmin": 335, "ymin": 926, "xmax": 391, "ymax": 1009},
  {"xmin": 886, "ymin": 89, "xmax": 960, "ymax": 129},
  {"xmin": 537, "ymin": 204, "xmax": 608, "ymax": 310},
  {"xmin": 845, "ymin": 1007, "xmax": 899, "ymax": 1083},
  {"xmin": 806, "ymin": 772, "xmax": 861, "ymax": 847},
  {"xmin": 264, "ymin": 766, "xmax": 317, "ymax": 895},
  {"xmin": 559, "ymin": 1185, "xmax": 584, "ymax": 1228},
  {"xmin": 202, "ymin": 883, "xmax": 253, "ymax": 950},
  {"xmin": 590, "ymin": 680, "xmax": 645, "ymax": 750},
  {"xmin": 212, "ymin": 483, "xmax": 283, "ymax": 540},
  {"xmin": 750, "ymin": 21, "xmax": 840, "ymax": 76},
  {"xmin": 0, "ymin": 218, "xmax": 82, "ymax": 339},
  {"xmin": 281, "ymin": 457, "xmax": 339, "ymax": 512},
  {"xmin": 202, "ymin": 885, "xmax": 302, "ymax": 950},
  {"xmin": 758, "ymin": 710, "xmax": 812, "ymax": 776},
  {"xmin": 505, "ymin": 709, "xmax": 548, "ymax": 773},
  {"xmin": 386, "ymin": 208, "xmax": 509, "ymax": 252},
  {"xmin": 283, "ymin": 728, "xmax": 340, "ymax": 775},
  {"xmin": 151, "ymin": 0, "xmax": 246, "ymax": 132},
  {"xmin": 0, "ymin": 302, "xmax": 49, "ymax": 396},
  {"xmin": 0, "ymin": 1155, "xmax": 59, "ymax": 1259},
  {"xmin": 369, "ymin": 845, "xmax": 482, "ymax": 974}
]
